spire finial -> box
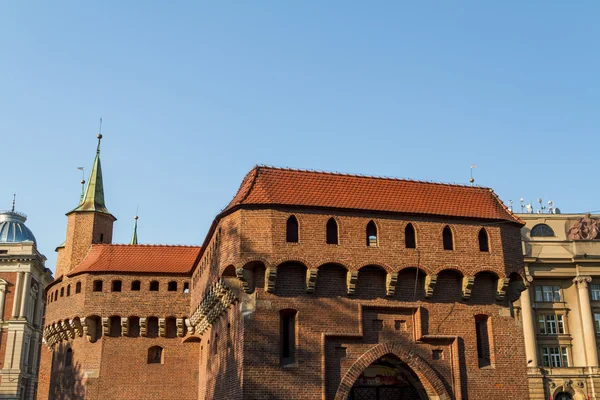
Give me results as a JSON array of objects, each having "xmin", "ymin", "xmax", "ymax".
[
  {"xmin": 77, "ymin": 167, "xmax": 86, "ymax": 203},
  {"xmin": 130, "ymin": 206, "xmax": 139, "ymax": 245},
  {"xmin": 96, "ymin": 118, "xmax": 103, "ymax": 154},
  {"xmin": 11, "ymin": 194, "xmax": 15, "ymax": 212}
]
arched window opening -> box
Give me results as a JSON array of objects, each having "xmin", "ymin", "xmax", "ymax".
[
  {"xmin": 65, "ymin": 348, "xmax": 73, "ymax": 367},
  {"xmin": 75, "ymin": 282, "xmax": 81, "ymax": 294},
  {"xmin": 87, "ymin": 316, "xmax": 102, "ymax": 343},
  {"xmin": 131, "ymin": 280, "xmax": 141, "ymax": 291},
  {"xmin": 149, "ymin": 281, "xmax": 159, "ymax": 292},
  {"xmin": 111, "ymin": 280, "xmax": 122, "ymax": 292},
  {"xmin": 60, "ymin": 288, "xmax": 64, "ymax": 297},
  {"xmin": 280, "ymin": 309, "xmax": 297, "ymax": 366},
  {"xmin": 479, "ymin": 228, "xmax": 489, "ymax": 252},
  {"xmin": 405, "ymin": 223, "xmax": 416, "ymax": 249},
  {"xmin": 66, "ymin": 285, "xmax": 71, "ymax": 297},
  {"xmin": 54, "ymin": 291, "xmax": 58, "ymax": 301},
  {"xmin": 167, "ymin": 281, "xmax": 177, "ymax": 292},
  {"xmin": 531, "ymin": 223, "xmax": 555, "ymax": 237},
  {"xmin": 183, "ymin": 282, "xmax": 190, "ymax": 293},
  {"xmin": 366, "ymin": 221, "xmax": 378, "ymax": 247},
  {"xmin": 147, "ymin": 317, "xmax": 159, "ymax": 338},
  {"xmin": 165, "ymin": 317, "xmax": 177, "ymax": 338},
  {"xmin": 326, "ymin": 218, "xmax": 338, "ymax": 245},
  {"xmin": 109, "ymin": 316, "xmax": 122, "ymax": 337},
  {"xmin": 147, "ymin": 346, "xmax": 163, "ymax": 364},
  {"xmin": 128, "ymin": 317, "xmax": 140, "ymax": 337},
  {"xmin": 93, "ymin": 280, "xmax": 103, "ymax": 292},
  {"xmin": 443, "ymin": 226, "xmax": 454, "ymax": 250},
  {"xmin": 475, "ymin": 315, "xmax": 492, "ymax": 368},
  {"xmin": 286, "ymin": 216, "xmax": 299, "ymax": 243},
  {"xmin": 100, "ymin": 233, "xmax": 104, "ymax": 243}
]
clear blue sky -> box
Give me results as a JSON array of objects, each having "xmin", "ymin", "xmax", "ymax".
[{"xmin": 1, "ymin": 2, "xmax": 598, "ymax": 272}]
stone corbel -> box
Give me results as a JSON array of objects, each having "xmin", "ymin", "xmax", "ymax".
[
  {"xmin": 176, "ymin": 318, "xmax": 185, "ymax": 337},
  {"xmin": 495, "ymin": 278, "xmax": 509, "ymax": 302},
  {"xmin": 461, "ymin": 276, "xmax": 475, "ymax": 300},
  {"xmin": 121, "ymin": 317, "xmax": 129, "ymax": 337},
  {"xmin": 265, "ymin": 267, "xmax": 277, "ymax": 293},
  {"xmin": 306, "ymin": 269, "xmax": 318, "ymax": 293},
  {"xmin": 140, "ymin": 318, "xmax": 147, "ymax": 337},
  {"xmin": 159, "ymin": 318, "xmax": 166, "ymax": 337},
  {"xmin": 62, "ymin": 320, "xmax": 74, "ymax": 339},
  {"xmin": 102, "ymin": 317, "xmax": 110, "ymax": 336},
  {"xmin": 235, "ymin": 267, "xmax": 251, "ymax": 293},
  {"xmin": 386, "ymin": 272, "xmax": 398, "ymax": 297},
  {"xmin": 83, "ymin": 317, "xmax": 93, "ymax": 342},
  {"xmin": 347, "ymin": 271, "xmax": 359, "ymax": 296},
  {"xmin": 185, "ymin": 318, "xmax": 195, "ymax": 335},
  {"xmin": 425, "ymin": 275, "xmax": 437, "ymax": 298},
  {"xmin": 70, "ymin": 319, "xmax": 83, "ymax": 337}
]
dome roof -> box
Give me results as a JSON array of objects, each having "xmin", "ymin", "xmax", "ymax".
[{"xmin": 0, "ymin": 211, "xmax": 36, "ymax": 245}]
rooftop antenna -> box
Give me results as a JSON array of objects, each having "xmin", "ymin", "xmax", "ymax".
[
  {"xmin": 548, "ymin": 200, "xmax": 554, "ymax": 214},
  {"xmin": 526, "ymin": 202, "xmax": 533, "ymax": 214},
  {"xmin": 520, "ymin": 198, "xmax": 525, "ymax": 213},
  {"xmin": 77, "ymin": 167, "xmax": 85, "ymax": 202},
  {"xmin": 469, "ymin": 164, "xmax": 476, "ymax": 186},
  {"xmin": 11, "ymin": 194, "xmax": 15, "ymax": 212},
  {"xmin": 538, "ymin": 198, "xmax": 545, "ymax": 214},
  {"xmin": 509, "ymin": 200, "xmax": 513, "ymax": 212}
]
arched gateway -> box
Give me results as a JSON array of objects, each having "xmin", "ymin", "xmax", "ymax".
[{"xmin": 334, "ymin": 343, "xmax": 452, "ymax": 400}]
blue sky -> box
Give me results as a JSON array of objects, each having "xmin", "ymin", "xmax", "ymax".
[{"xmin": 1, "ymin": 2, "xmax": 598, "ymax": 271}]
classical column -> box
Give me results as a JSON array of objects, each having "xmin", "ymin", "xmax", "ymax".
[
  {"xmin": 11, "ymin": 272, "xmax": 23, "ymax": 318},
  {"xmin": 520, "ymin": 278, "xmax": 539, "ymax": 367},
  {"xmin": 574, "ymin": 275, "xmax": 599, "ymax": 367},
  {"xmin": 0, "ymin": 283, "xmax": 7, "ymax": 321},
  {"xmin": 19, "ymin": 272, "xmax": 31, "ymax": 319}
]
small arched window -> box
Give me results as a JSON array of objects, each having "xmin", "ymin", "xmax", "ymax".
[
  {"xmin": 286, "ymin": 216, "xmax": 299, "ymax": 243},
  {"xmin": 60, "ymin": 288, "xmax": 64, "ymax": 297},
  {"xmin": 93, "ymin": 280, "xmax": 103, "ymax": 292},
  {"xmin": 183, "ymin": 282, "xmax": 190, "ymax": 293},
  {"xmin": 54, "ymin": 291, "xmax": 58, "ymax": 301},
  {"xmin": 531, "ymin": 224, "xmax": 555, "ymax": 237},
  {"xmin": 168, "ymin": 281, "xmax": 177, "ymax": 292},
  {"xmin": 75, "ymin": 282, "xmax": 81, "ymax": 294},
  {"xmin": 149, "ymin": 281, "xmax": 159, "ymax": 291},
  {"xmin": 147, "ymin": 346, "xmax": 163, "ymax": 364},
  {"xmin": 131, "ymin": 280, "xmax": 141, "ymax": 291},
  {"xmin": 280, "ymin": 309, "xmax": 297, "ymax": 365},
  {"xmin": 65, "ymin": 348, "xmax": 73, "ymax": 367},
  {"xmin": 66, "ymin": 285, "xmax": 71, "ymax": 297},
  {"xmin": 405, "ymin": 223, "xmax": 416, "ymax": 249},
  {"xmin": 478, "ymin": 228, "xmax": 489, "ymax": 252},
  {"xmin": 443, "ymin": 226, "xmax": 453, "ymax": 250},
  {"xmin": 326, "ymin": 218, "xmax": 338, "ymax": 245},
  {"xmin": 111, "ymin": 280, "xmax": 122, "ymax": 292},
  {"xmin": 366, "ymin": 221, "xmax": 378, "ymax": 247}
]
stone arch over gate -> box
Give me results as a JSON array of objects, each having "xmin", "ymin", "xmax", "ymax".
[{"xmin": 334, "ymin": 342, "xmax": 452, "ymax": 400}]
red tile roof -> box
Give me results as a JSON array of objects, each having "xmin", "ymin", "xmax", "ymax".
[
  {"xmin": 68, "ymin": 244, "xmax": 201, "ymax": 276},
  {"xmin": 225, "ymin": 166, "xmax": 521, "ymax": 223}
]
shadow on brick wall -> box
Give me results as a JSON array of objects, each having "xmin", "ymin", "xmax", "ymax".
[{"xmin": 47, "ymin": 342, "xmax": 85, "ymax": 400}]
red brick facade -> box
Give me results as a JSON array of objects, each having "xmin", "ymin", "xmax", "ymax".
[{"xmin": 38, "ymin": 166, "xmax": 529, "ymax": 399}]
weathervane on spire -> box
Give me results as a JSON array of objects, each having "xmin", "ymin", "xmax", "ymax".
[
  {"xmin": 469, "ymin": 164, "xmax": 476, "ymax": 186},
  {"xmin": 77, "ymin": 167, "xmax": 85, "ymax": 203},
  {"xmin": 97, "ymin": 118, "xmax": 103, "ymax": 154},
  {"xmin": 130, "ymin": 205, "xmax": 139, "ymax": 245}
]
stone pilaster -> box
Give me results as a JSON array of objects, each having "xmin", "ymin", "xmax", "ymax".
[{"xmin": 573, "ymin": 275, "xmax": 598, "ymax": 367}]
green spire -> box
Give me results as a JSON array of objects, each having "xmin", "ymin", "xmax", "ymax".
[
  {"xmin": 68, "ymin": 133, "xmax": 111, "ymax": 215},
  {"xmin": 130, "ymin": 215, "xmax": 139, "ymax": 245}
]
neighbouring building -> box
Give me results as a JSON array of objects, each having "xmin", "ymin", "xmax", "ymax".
[
  {"xmin": 38, "ymin": 134, "xmax": 530, "ymax": 399},
  {"xmin": 518, "ymin": 212, "xmax": 600, "ymax": 400},
  {"xmin": 0, "ymin": 204, "xmax": 53, "ymax": 399}
]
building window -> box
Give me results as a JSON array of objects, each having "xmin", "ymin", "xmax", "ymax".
[
  {"xmin": 475, "ymin": 315, "xmax": 491, "ymax": 368},
  {"xmin": 93, "ymin": 280, "xmax": 103, "ymax": 292},
  {"xmin": 111, "ymin": 280, "xmax": 122, "ymax": 292},
  {"xmin": 405, "ymin": 223, "xmax": 416, "ymax": 249},
  {"xmin": 594, "ymin": 313, "xmax": 600, "ymax": 333},
  {"xmin": 286, "ymin": 216, "xmax": 299, "ymax": 243},
  {"xmin": 131, "ymin": 280, "xmax": 141, "ymax": 291},
  {"xmin": 280, "ymin": 309, "xmax": 297, "ymax": 366},
  {"xmin": 65, "ymin": 348, "xmax": 73, "ymax": 367},
  {"xmin": 366, "ymin": 221, "xmax": 378, "ymax": 247},
  {"xmin": 168, "ymin": 281, "xmax": 177, "ymax": 292},
  {"xmin": 183, "ymin": 282, "xmax": 190, "ymax": 293},
  {"xmin": 443, "ymin": 226, "xmax": 453, "ymax": 250},
  {"xmin": 149, "ymin": 281, "xmax": 159, "ymax": 291},
  {"xmin": 148, "ymin": 346, "xmax": 163, "ymax": 364},
  {"xmin": 66, "ymin": 285, "xmax": 71, "ymax": 296},
  {"xmin": 542, "ymin": 347, "xmax": 569, "ymax": 367},
  {"xmin": 326, "ymin": 218, "xmax": 338, "ymax": 245},
  {"xmin": 75, "ymin": 282, "xmax": 81, "ymax": 294},
  {"xmin": 60, "ymin": 288, "xmax": 64, "ymax": 297},
  {"xmin": 591, "ymin": 284, "xmax": 600, "ymax": 301},
  {"xmin": 478, "ymin": 228, "xmax": 489, "ymax": 252},
  {"xmin": 531, "ymin": 224, "xmax": 555, "ymax": 237},
  {"xmin": 538, "ymin": 314, "xmax": 565, "ymax": 334},
  {"xmin": 535, "ymin": 285, "xmax": 562, "ymax": 302}
]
